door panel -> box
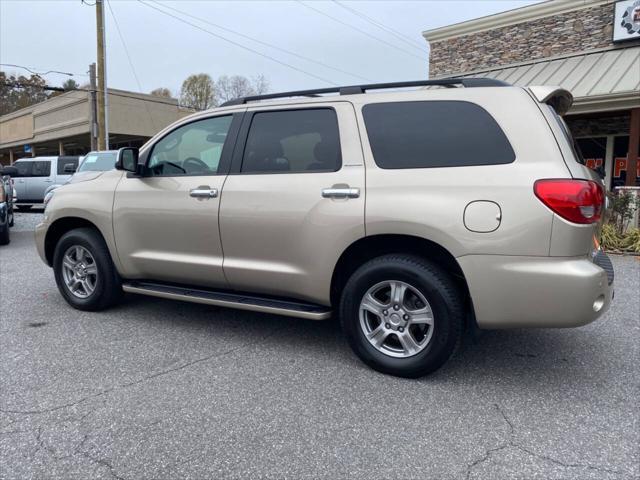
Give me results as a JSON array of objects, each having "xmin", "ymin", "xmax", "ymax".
[
  {"xmin": 113, "ymin": 175, "xmax": 227, "ymax": 287},
  {"xmin": 112, "ymin": 113, "xmax": 241, "ymax": 288},
  {"xmin": 219, "ymin": 103, "xmax": 365, "ymax": 305},
  {"xmin": 30, "ymin": 160, "xmax": 53, "ymax": 201}
]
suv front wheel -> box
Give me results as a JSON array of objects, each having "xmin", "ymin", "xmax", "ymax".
[
  {"xmin": 53, "ymin": 228, "xmax": 123, "ymax": 311},
  {"xmin": 340, "ymin": 255, "xmax": 463, "ymax": 378}
]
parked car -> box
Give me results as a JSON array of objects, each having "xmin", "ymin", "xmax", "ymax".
[
  {"xmin": 43, "ymin": 151, "xmax": 117, "ymax": 206},
  {"xmin": 0, "ymin": 179, "xmax": 10, "ymax": 245},
  {"xmin": 11, "ymin": 156, "xmax": 80, "ymax": 208},
  {"xmin": 0, "ymin": 165, "xmax": 17, "ymax": 227},
  {"xmin": 35, "ymin": 79, "xmax": 614, "ymax": 378}
]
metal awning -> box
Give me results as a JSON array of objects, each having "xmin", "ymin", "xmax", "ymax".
[{"xmin": 436, "ymin": 46, "xmax": 640, "ymax": 115}]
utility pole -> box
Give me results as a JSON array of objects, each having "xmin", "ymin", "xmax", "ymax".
[
  {"xmin": 89, "ymin": 63, "xmax": 98, "ymax": 151},
  {"xmin": 96, "ymin": 0, "xmax": 109, "ymax": 150}
]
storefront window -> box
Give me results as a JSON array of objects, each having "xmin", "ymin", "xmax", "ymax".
[{"xmin": 612, "ymin": 136, "xmax": 640, "ymax": 188}]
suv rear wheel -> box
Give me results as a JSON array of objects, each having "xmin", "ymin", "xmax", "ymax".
[
  {"xmin": 53, "ymin": 228, "xmax": 122, "ymax": 311},
  {"xmin": 340, "ymin": 254, "xmax": 463, "ymax": 378}
]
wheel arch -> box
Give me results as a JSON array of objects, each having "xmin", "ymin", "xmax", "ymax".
[
  {"xmin": 44, "ymin": 217, "xmax": 104, "ymax": 266},
  {"xmin": 330, "ymin": 234, "xmax": 474, "ymax": 321}
]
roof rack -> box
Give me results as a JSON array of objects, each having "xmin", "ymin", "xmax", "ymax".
[{"xmin": 220, "ymin": 77, "xmax": 510, "ymax": 107}]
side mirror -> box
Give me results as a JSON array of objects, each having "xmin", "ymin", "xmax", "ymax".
[
  {"xmin": 1, "ymin": 166, "xmax": 18, "ymax": 177},
  {"xmin": 63, "ymin": 163, "xmax": 77, "ymax": 174},
  {"xmin": 115, "ymin": 147, "xmax": 139, "ymax": 173}
]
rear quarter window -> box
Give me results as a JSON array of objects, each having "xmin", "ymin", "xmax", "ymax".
[{"xmin": 362, "ymin": 101, "xmax": 515, "ymax": 169}]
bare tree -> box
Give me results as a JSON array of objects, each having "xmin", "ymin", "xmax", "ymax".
[
  {"xmin": 252, "ymin": 74, "xmax": 270, "ymax": 95},
  {"xmin": 0, "ymin": 71, "xmax": 50, "ymax": 115},
  {"xmin": 180, "ymin": 73, "xmax": 216, "ymax": 110},
  {"xmin": 150, "ymin": 87, "xmax": 173, "ymax": 98},
  {"xmin": 215, "ymin": 74, "xmax": 270, "ymax": 104}
]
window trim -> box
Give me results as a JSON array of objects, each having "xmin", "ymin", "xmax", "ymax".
[
  {"xmin": 138, "ymin": 112, "xmax": 243, "ymax": 178},
  {"xmin": 361, "ymin": 100, "xmax": 516, "ymax": 170},
  {"xmin": 229, "ymin": 107, "xmax": 343, "ymax": 175}
]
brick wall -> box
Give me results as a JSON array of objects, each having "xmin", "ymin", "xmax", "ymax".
[{"xmin": 428, "ymin": 2, "xmax": 638, "ymax": 77}]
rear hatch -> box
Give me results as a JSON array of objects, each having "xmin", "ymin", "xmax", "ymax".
[{"xmin": 528, "ymin": 86, "xmax": 606, "ymax": 257}]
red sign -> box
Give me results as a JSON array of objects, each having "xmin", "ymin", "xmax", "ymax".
[{"xmin": 613, "ymin": 156, "xmax": 640, "ymax": 178}]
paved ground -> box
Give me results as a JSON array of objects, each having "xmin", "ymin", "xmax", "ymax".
[{"xmin": 1, "ymin": 210, "xmax": 639, "ymax": 480}]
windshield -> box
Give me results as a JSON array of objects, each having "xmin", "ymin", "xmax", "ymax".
[{"xmin": 78, "ymin": 152, "xmax": 117, "ymax": 172}]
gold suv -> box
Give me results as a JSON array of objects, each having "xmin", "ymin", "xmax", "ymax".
[{"xmin": 36, "ymin": 79, "xmax": 614, "ymax": 377}]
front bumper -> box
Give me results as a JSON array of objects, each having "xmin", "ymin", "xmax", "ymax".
[{"xmin": 458, "ymin": 254, "xmax": 614, "ymax": 329}]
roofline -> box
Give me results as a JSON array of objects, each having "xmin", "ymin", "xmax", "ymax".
[
  {"xmin": 0, "ymin": 87, "xmax": 178, "ymax": 121},
  {"xmin": 422, "ymin": 0, "xmax": 611, "ymax": 43}
]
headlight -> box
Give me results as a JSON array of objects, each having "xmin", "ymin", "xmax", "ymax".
[{"xmin": 43, "ymin": 190, "xmax": 55, "ymax": 209}]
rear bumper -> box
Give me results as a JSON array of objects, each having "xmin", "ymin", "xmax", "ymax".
[{"xmin": 458, "ymin": 254, "xmax": 613, "ymax": 329}]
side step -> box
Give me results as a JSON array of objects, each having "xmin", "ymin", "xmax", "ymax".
[{"xmin": 122, "ymin": 281, "xmax": 332, "ymax": 320}]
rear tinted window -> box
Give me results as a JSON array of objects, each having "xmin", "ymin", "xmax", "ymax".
[
  {"xmin": 362, "ymin": 101, "xmax": 515, "ymax": 169},
  {"xmin": 241, "ymin": 109, "xmax": 341, "ymax": 174},
  {"xmin": 57, "ymin": 156, "xmax": 79, "ymax": 175}
]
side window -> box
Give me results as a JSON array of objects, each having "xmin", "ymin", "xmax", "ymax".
[
  {"xmin": 362, "ymin": 101, "xmax": 515, "ymax": 169},
  {"xmin": 241, "ymin": 109, "xmax": 341, "ymax": 174},
  {"xmin": 148, "ymin": 115, "xmax": 233, "ymax": 176},
  {"xmin": 13, "ymin": 161, "xmax": 34, "ymax": 177},
  {"xmin": 31, "ymin": 161, "xmax": 51, "ymax": 177}
]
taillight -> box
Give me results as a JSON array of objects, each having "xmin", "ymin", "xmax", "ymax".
[{"xmin": 534, "ymin": 179, "xmax": 604, "ymax": 224}]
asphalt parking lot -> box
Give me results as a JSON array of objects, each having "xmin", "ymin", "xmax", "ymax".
[{"xmin": 1, "ymin": 210, "xmax": 639, "ymax": 480}]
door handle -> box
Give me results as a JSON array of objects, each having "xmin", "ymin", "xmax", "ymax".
[
  {"xmin": 189, "ymin": 188, "xmax": 218, "ymax": 198},
  {"xmin": 321, "ymin": 187, "xmax": 360, "ymax": 199},
  {"xmin": 44, "ymin": 179, "xmax": 53, "ymax": 183}
]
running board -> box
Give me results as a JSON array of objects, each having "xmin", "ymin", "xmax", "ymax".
[{"xmin": 122, "ymin": 281, "xmax": 332, "ymax": 320}]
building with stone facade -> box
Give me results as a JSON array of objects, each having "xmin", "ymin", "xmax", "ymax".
[
  {"xmin": 0, "ymin": 89, "xmax": 191, "ymax": 165},
  {"xmin": 423, "ymin": 0, "xmax": 640, "ymax": 191}
]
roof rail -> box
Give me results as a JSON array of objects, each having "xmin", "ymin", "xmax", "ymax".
[{"xmin": 220, "ymin": 77, "xmax": 510, "ymax": 107}]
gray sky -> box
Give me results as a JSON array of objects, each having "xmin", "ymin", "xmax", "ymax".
[{"xmin": 1, "ymin": 0, "xmax": 539, "ymax": 96}]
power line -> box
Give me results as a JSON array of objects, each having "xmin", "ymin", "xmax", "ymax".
[
  {"xmin": 331, "ymin": 0, "xmax": 426, "ymax": 52},
  {"xmin": 150, "ymin": 0, "xmax": 371, "ymax": 83},
  {"xmin": 296, "ymin": 1, "xmax": 426, "ymax": 62},
  {"xmin": 106, "ymin": 0, "xmax": 158, "ymax": 130},
  {"xmin": 137, "ymin": 0, "xmax": 339, "ymax": 86}
]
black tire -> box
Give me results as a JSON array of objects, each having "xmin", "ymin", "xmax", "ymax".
[
  {"xmin": 0, "ymin": 225, "xmax": 9, "ymax": 245},
  {"xmin": 339, "ymin": 254, "xmax": 463, "ymax": 378},
  {"xmin": 16, "ymin": 204, "xmax": 31, "ymax": 211},
  {"xmin": 53, "ymin": 228, "xmax": 123, "ymax": 311}
]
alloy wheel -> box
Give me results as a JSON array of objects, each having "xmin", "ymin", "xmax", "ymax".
[
  {"xmin": 359, "ymin": 280, "xmax": 434, "ymax": 358},
  {"xmin": 61, "ymin": 245, "xmax": 98, "ymax": 299}
]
